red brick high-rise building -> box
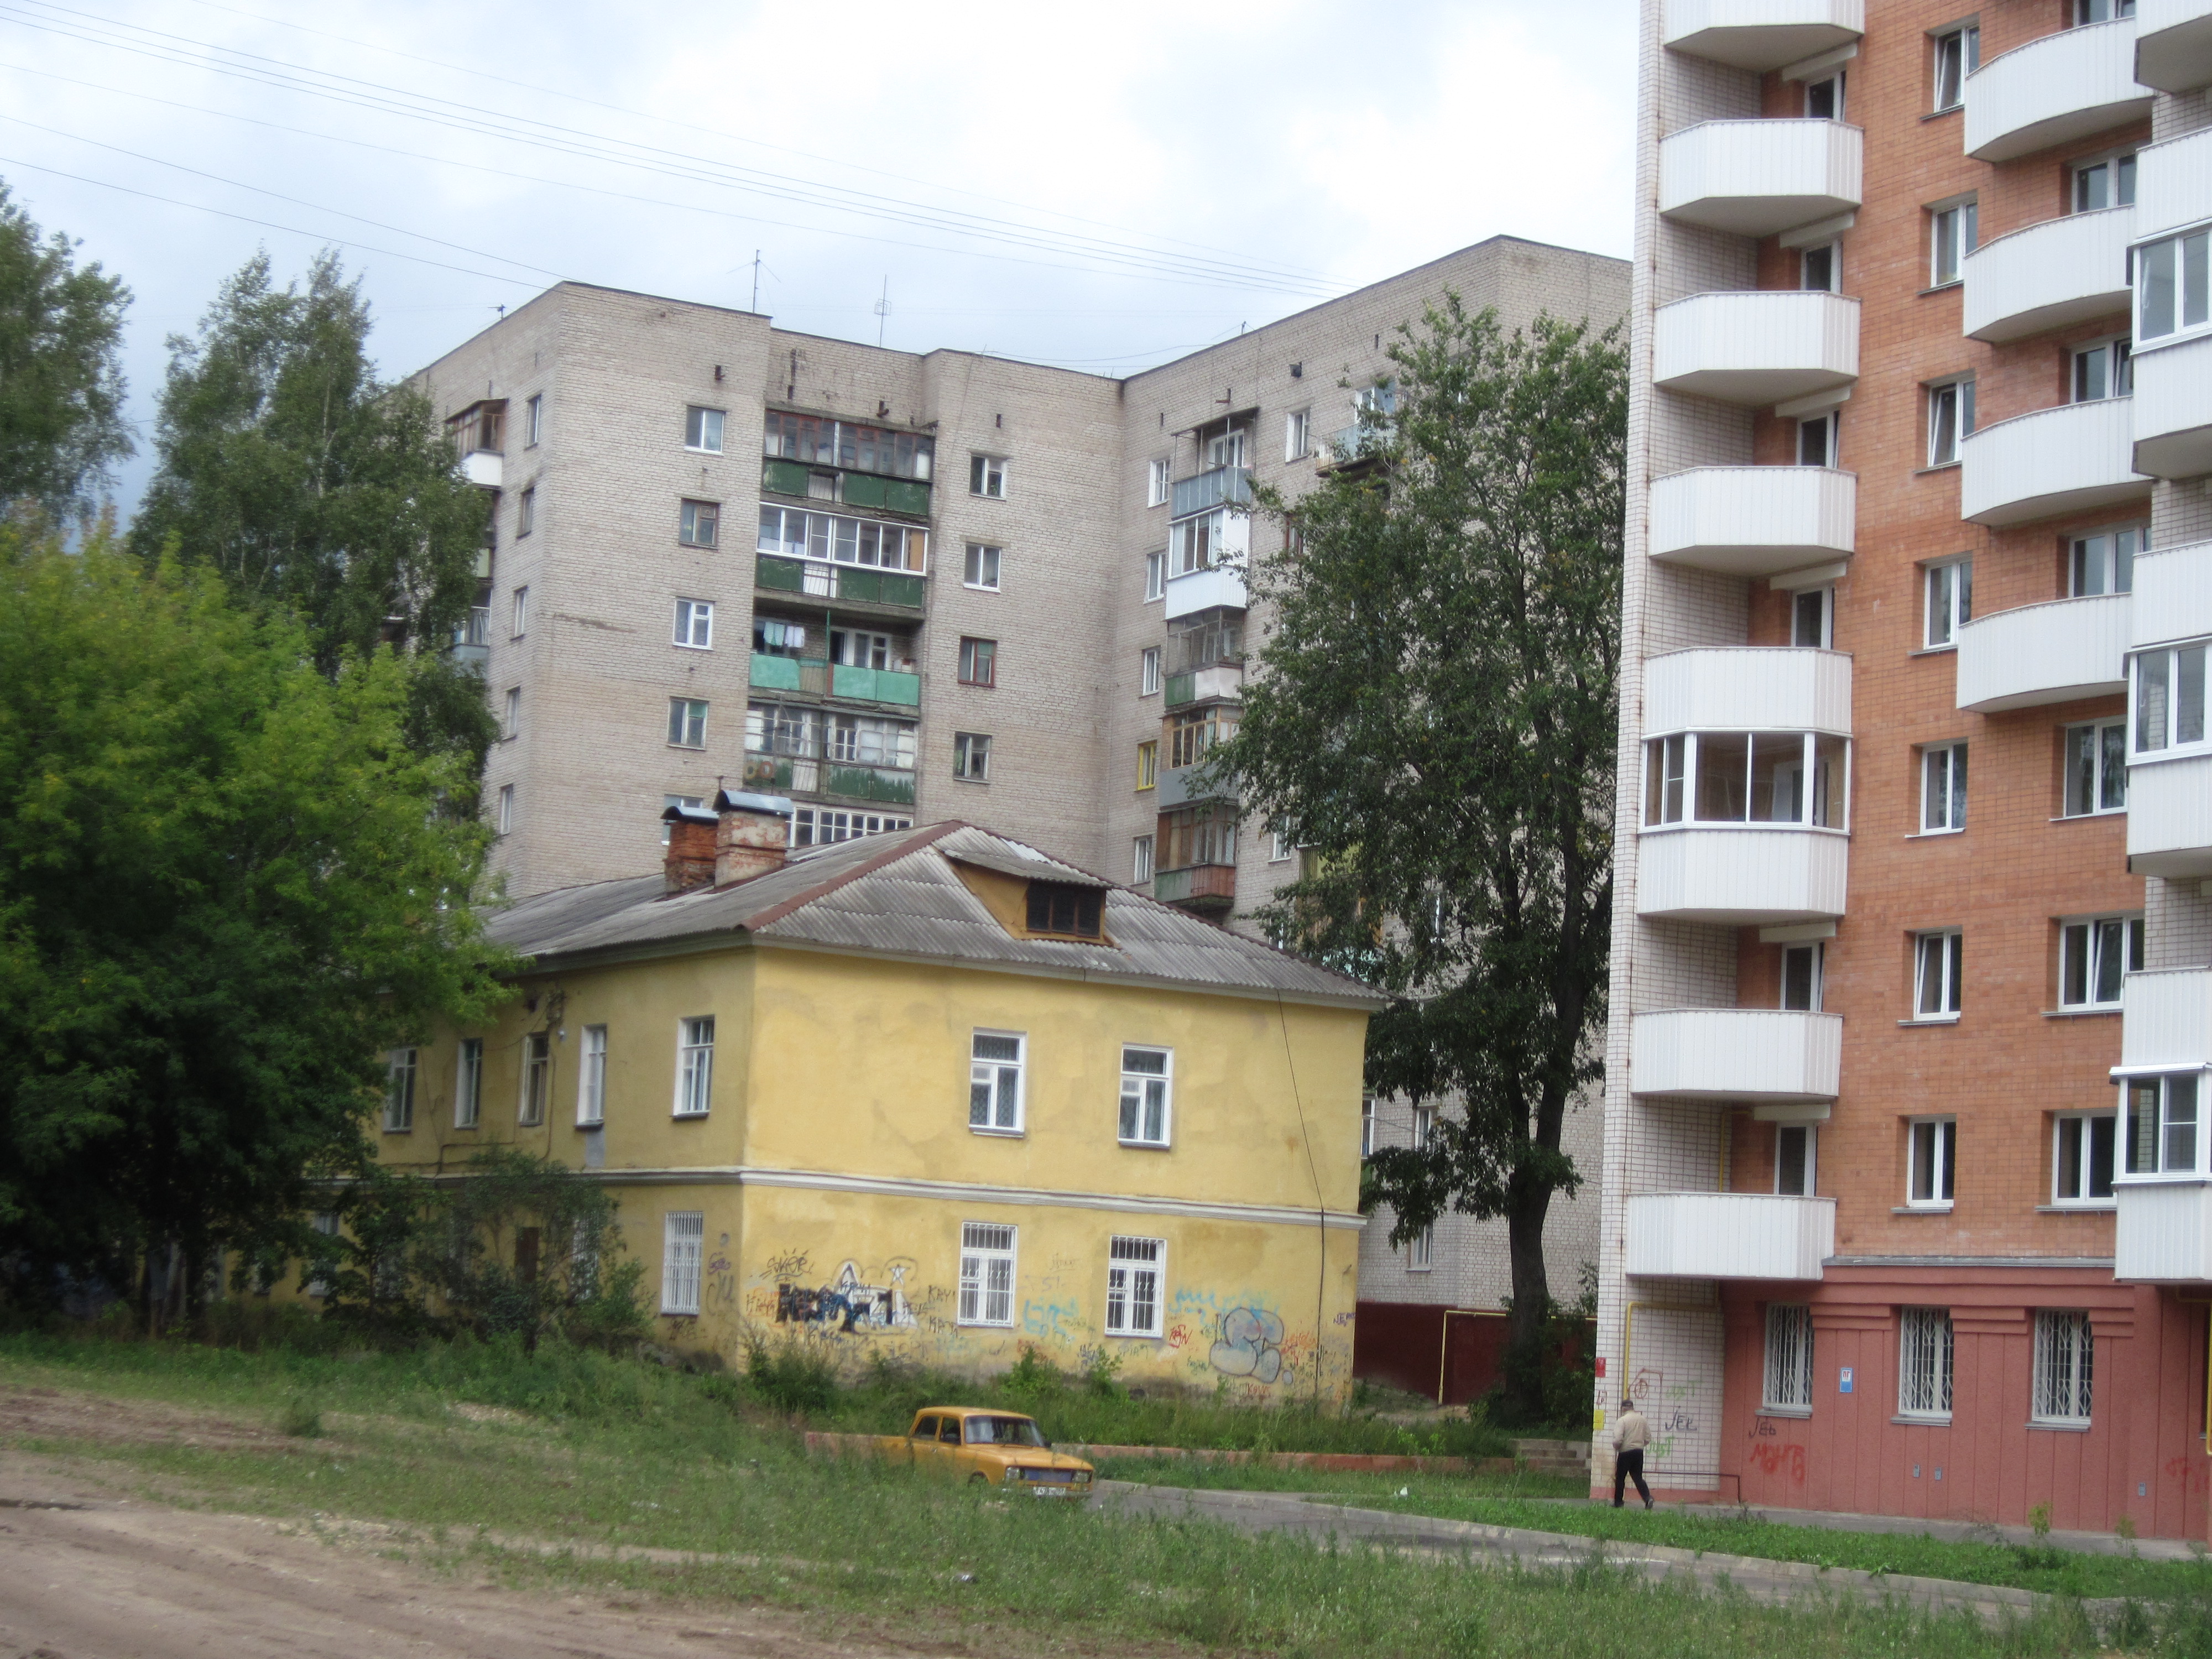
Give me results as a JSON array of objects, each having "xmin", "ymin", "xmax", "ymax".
[{"xmin": 1601, "ymin": 0, "xmax": 2212, "ymax": 1533}]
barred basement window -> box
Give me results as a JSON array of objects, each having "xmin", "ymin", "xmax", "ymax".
[
  {"xmin": 1897, "ymin": 1306, "xmax": 1954, "ymax": 1419},
  {"xmin": 1764, "ymin": 1304, "xmax": 1813, "ymax": 1411},
  {"xmin": 1104, "ymin": 1237, "xmax": 1164, "ymax": 1337},
  {"xmin": 958, "ymin": 1222, "xmax": 1016, "ymax": 1326},
  {"xmin": 661, "ymin": 1212, "xmax": 703, "ymax": 1315},
  {"xmin": 2032, "ymin": 1311, "xmax": 2094, "ymax": 1424}
]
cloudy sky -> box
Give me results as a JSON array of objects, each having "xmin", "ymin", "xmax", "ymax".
[{"xmin": 0, "ymin": 0, "xmax": 1637, "ymax": 512}]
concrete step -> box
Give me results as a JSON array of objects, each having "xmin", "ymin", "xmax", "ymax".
[{"xmin": 1511, "ymin": 1438, "xmax": 1592, "ymax": 1475}]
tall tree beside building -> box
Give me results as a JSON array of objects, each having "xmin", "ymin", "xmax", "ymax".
[
  {"xmin": 1208, "ymin": 300, "xmax": 1626, "ymax": 1423},
  {"xmin": 0, "ymin": 181, "xmax": 131, "ymax": 524},
  {"xmin": 0, "ymin": 527, "xmax": 514, "ymax": 1322},
  {"xmin": 129, "ymin": 249, "xmax": 493, "ymax": 770}
]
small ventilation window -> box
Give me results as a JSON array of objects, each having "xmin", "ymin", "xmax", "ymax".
[{"xmin": 1026, "ymin": 883, "xmax": 1102, "ymax": 938}]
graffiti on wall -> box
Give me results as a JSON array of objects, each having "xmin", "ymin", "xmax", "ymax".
[
  {"xmin": 1210, "ymin": 1306, "xmax": 1286, "ymax": 1383},
  {"xmin": 775, "ymin": 1258, "xmax": 917, "ymax": 1332}
]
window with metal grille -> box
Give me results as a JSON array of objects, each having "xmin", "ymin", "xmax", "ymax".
[
  {"xmin": 970, "ymin": 1032, "xmax": 1024, "ymax": 1133},
  {"xmin": 661, "ymin": 1212, "xmax": 703, "ymax": 1315},
  {"xmin": 1897, "ymin": 1307, "xmax": 1954, "ymax": 1418},
  {"xmin": 1104, "ymin": 1237, "xmax": 1164, "ymax": 1336},
  {"xmin": 675, "ymin": 1018, "xmax": 714, "ymax": 1117},
  {"xmin": 958, "ymin": 1222, "xmax": 1016, "ymax": 1325},
  {"xmin": 2032, "ymin": 1311, "xmax": 2094, "ymax": 1423},
  {"xmin": 1764, "ymin": 1303, "xmax": 1814, "ymax": 1410},
  {"xmin": 1026, "ymin": 883, "xmax": 1102, "ymax": 938},
  {"xmin": 1119, "ymin": 1047, "xmax": 1171, "ymax": 1146}
]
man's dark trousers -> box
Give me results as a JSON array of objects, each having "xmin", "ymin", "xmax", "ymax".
[{"xmin": 1613, "ymin": 1448, "xmax": 1651, "ymax": 1507}]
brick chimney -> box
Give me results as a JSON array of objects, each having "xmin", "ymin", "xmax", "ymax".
[
  {"xmin": 712, "ymin": 789, "xmax": 793, "ymax": 886},
  {"xmin": 661, "ymin": 804, "xmax": 719, "ymax": 896}
]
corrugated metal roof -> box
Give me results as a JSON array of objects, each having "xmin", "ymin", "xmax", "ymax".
[{"xmin": 486, "ymin": 821, "xmax": 1382, "ymax": 1006}]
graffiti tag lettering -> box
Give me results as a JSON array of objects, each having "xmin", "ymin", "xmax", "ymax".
[{"xmin": 1210, "ymin": 1307, "xmax": 1285, "ymax": 1384}]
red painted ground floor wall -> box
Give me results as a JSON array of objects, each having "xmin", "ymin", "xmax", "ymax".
[{"xmin": 1694, "ymin": 1267, "xmax": 2210, "ymax": 1540}]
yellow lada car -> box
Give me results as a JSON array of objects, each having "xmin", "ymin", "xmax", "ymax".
[{"xmin": 880, "ymin": 1406, "xmax": 1095, "ymax": 1498}]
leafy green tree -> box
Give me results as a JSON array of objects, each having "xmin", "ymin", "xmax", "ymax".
[
  {"xmin": 0, "ymin": 526, "xmax": 514, "ymax": 1324},
  {"xmin": 0, "ymin": 180, "xmax": 132, "ymax": 524},
  {"xmin": 129, "ymin": 249, "xmax": 493, "ymax": 770},
  {"xmin": 1207, "ymin": 299, "xmax": 1626, "ymax": 1422}
]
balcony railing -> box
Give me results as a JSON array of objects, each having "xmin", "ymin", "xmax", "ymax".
[
  {"xmin": 2136, "ymin": 0, "xmax": 2212, "ymax": 91},
  {"xmin": 461, "ymin": 450, "xmax": 503, "ymax": 489},
  {"xmin": 2133, "ymin": 539, "xmax": 2212, "ymax": 649},
  {"xmin": 1651, "ymin": 291, "xmax": 1859, "ymax": 405},
  {"xmin": 2139, "ymin": 127, "xmax": 2212, "ymax": 243},
  {"xmin": 1953, "ymin": 592, "xmax": 2130, "ymax": 713},
  {"xmin": 2134, "ymin": 333, "xmax": 2212, "ymax": 480},
  {"xmin": 748, "ymin": 654, "xmax": 921, "ymax": 707},
  {"xmin": 1648, "ymin": 466, "xmax": 1855, "ymax": 576},
  {"xmin": 1171, "ymin": 466, "xmax": 1253, "ymax": 520},
  {"xmin": 1624, "ymin": 1192, "xmax": 1835, "ymax": 1281},
  {"xmin": 1959, "ymin": 398, "xmax": 2150, "ymax": 525},
  {"xmin": 742, "ymin": 752, "xmax": 916, "ymax": 807},
  {"xmin": 450, "ymin": 604, "xmax": 492, "ymax": 667},
  {"xmin": 1637, "ymin": 830, "xmax": 1849, "ymax": 925},
  {"xmin": 1661, "ymin": 0, "xmax": 1863, "ymax": 69},
  {"xmin": 2127, "ymin": 749, "xmax": 2212, "ymax": 877},
  {"xmin": 1165, "ymin": 666, "xmax": 1243, "ymax": 710},
  {"xmin": 1165, "ymin": 564, "xmax": 1248, "ymax": 621},
  {"xmin": 1961, "ymin": 208, "xmax": 2133, "ymax": 343},
  {"xmin": 1167, "ymin": 621, "xmax": 1244, "ymax": 676},
  {"xmin": 760, "ymin": 457, "xmax": 932, "ymax": 518},
  {"xmin": 1152, "ymin": 863, "xmax": 1236, "ymax": 909},
  {"xmin": 755, "ymin": 554, "xmax": 927, "ymax": 611},
  {"xmin": 1965, "ymin": 19, "xmax": 2151, "ymax": 163},
  {"xmin": 1657, "ymin": 119, "xmax": 1863, "ymax": 238},
  {"xmin": 1630, "ymin": 1009, "xmax": 1841, "ymax": 1104}
]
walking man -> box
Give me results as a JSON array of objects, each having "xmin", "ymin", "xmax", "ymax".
[{"xmin": 1611, "ymin": 1397, "xmax": 1653, "ymax": 1509}]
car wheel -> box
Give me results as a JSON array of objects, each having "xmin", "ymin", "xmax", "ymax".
[{"xmin": 969, "ymin": 1473, "xmax": 990, "ymax": 1486}]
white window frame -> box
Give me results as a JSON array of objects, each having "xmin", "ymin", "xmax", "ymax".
[
  {"xmin": 1897, "ymin": 1306, "xmax": 1955, "ymax": 1420},
  {"xmin": 1269, "ymin": 831, "xmax": 1295, "ymax": 863},
  {"xmin": 383, "ymin": 1047, "xmax": 417, "ymax": 1132},
  {"xmin": 1764, "ymin": 1303, "xmax": 1814, "ymax": 1412},
  {"xmin": 1147, "ymin": 456, "xmax": 1171, "ymax": 506},
  {"xmin": 1927, "ymin": 377, "xmax": 1975, "ymax": 466},
  {"xmin": 1104, "ymin": 1235, "xmax": 1165, "ymax": 1337},
  {"xmin": 1781, "ymin": 941, "xmax": 1824, "ymax": 1011},
  {"xmin": 1907, "ymin": 1115, "xmax": 1958, "ymax": 1207},
  {"xmin": 2032, "ymin": 1310, "xmax": 2094, "ymax": 1425},
  {"xmin": 2071, "ymin": 525, "xmax": 2144, "ymax": 597},
  {"xmin": 577, "ymin": 1025, "xmax": 607, "ymax": 1127},
  {"xmin": 524, "ymin": 392, "xmax": 543, "ymax": 447},
  {"xmin": 1921, "ymin": 741, "xmax": 1968, "ymax": 833},
  {"xmin": 2072, "ymin": 149, "xmax": 2137, "ymax": 213},
  {"xmin": 2052, "ymin": 1112, "xmax": 2117, "ymax": 1207},
  {"xmin": 1775, "ymin": 1124, "xmax": 1817, "ymax": 1196},
  {"xmin": 1932, "ymin": 22, "xmax": 1980, "ymax": 112},
  {"xmin": 679, "ymin": 498, "xmax": 720, "ymax": 549},
  {"xmin": 674, "ymin": 598, "xmax": 714, "ymax": 650},
  {"xmin": 1139, "ymin": 646, "xmax": 1161, "ymax": 697},
  {"xmin": 953, "ymin": 731, "xmax": 991, "ymax": 782},
  {"xmin": 1913, "ymin": 931, "xmax": 1964, "ymax": 1020},
  {"xmin": 2121, "ymin": 1071, "xmax": 2205, "ymax": 1178},
  {"xmin": 511, "ymin": 585, "xmax": 529, "ymax": 638},
  {"xmin": 1797, "ymin": 410, "xmax": 1838, "ymax": 468},
  {"xmin": 970, "ymin": 1030, "xmax": 1025, "ymax": 1134},
  {"xmin": 1118, "ymin": 1045, "xmax": 1172, "ymax": 1148},
  {"xmin": 1409, "ymin": 1226, "xmax": 1434, "ymax": 1272},
  {"xmin": 1800, "ymin": 242, "xmax": 1839, "ymax": 293},
  {"xmin": 674, "ymin": 1016, "xmax": 714, "ymax": 1118},
  {"xmin": 496, "ymin": 783, "xmax": 514, "ymax": 837},
  {"xmin": 969, "ymin": 453, "xmax": 1009, "ymax": 499},
  {"xmin": 2065, "ymin": 718, "xmax": 2129, "ymax": 815},
  {"xmin": 1361, "ymin": 1095, "xmax": 1376, "ymax": 1158},
  {"xmin": 1924, "ymin": 557, "xmax": 1973, "ymax": 648},
  {"xmin": 519, "ymin": 1030, "xmax": 550, "ymax": 1126},
  {"xmin": 1930, "ymin": 197, "xmax": 1978, "ymax": 286},
  {"xmin": 1412, "ymin": 1105, "xmax": 1433, "ymax": 1150},
  {"xmin": 1132, "ymin": 834, "xmax": 1155, "ymax": 883},
  {"xmin": 2134, "ymin": 222, "xmax": 2211, "ymax": 348},
  {"xmin": 661, "ymin": 1212, "xmax": 703, "ymax": 1315},
  {"xmin": 964, "ymin": 542, "xmax": 1001, "ymax": 591},
  {"xmin": 1640, "ymin": 730, "xmax": 1851, "ymax": 832},
  {"xmin": 453, "ymin": 1036, "xmax": 483, "ymax": 1129},
  {"xmin": 1144, "ymin": 550, "xmax": 1165, "ymax": 602},
  {"xmin": 1792, "ymin": 586, "xmax": 1833, "ymax": 648},
  {"xmin": 684, "ymin": 405, "xmax": 726, "ymax": 454},
  {"xmin": 502, "ymin": 685, "xmax": 520, "ymax": 740},
  {"xmin": 669, "ymin": 697, "xmax": 708, "ymax": 750},
  {"xmin": 2071, "ymin": 333, "xmax": 2133, "ymax": 403},
  {"xmin": 2131, "ymin": 638, "xmax": 2211, "ymax": 757},
  {"xmin": 1285, "ymin": 408, "xmax": 1311, "ymax": 461},
  {"xmin": 957, "ymin": 1220, "xmax": 1017, "ymax": 1326},
  {"xmin": 2059, "ymin": 913, "xmax": 2142, "ymax": 1011}
]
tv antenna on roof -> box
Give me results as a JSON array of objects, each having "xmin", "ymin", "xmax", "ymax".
[{"xmin": 874, "ymin": 276, "xmax": 892, "ymax": 347}]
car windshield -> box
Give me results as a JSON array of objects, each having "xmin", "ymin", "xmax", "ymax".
[{"xmin": 964, "ymin": 1415, "xmax": 1046, "ymax": 1447}]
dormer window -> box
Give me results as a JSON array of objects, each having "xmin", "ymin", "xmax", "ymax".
[{"xmin": 1026, "ymin": 882, "xmax": 1102, "ymax": 938}]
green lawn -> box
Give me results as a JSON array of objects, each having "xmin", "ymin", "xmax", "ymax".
[{"xmin": 0, "ymin": 1332, "xmax": 2180, "ymax": 1658}]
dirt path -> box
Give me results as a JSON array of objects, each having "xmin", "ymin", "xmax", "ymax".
[{"xmin": 0, "ymin": 1453, "xmax": 941, "ymax": 1659}]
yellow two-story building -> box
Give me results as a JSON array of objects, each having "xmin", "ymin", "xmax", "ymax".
[{"xmin": 376, "ymin": 797, "xmax": 1379, "ymax": 1399}]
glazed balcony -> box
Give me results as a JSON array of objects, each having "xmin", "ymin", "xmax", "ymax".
[
  {"xmin": 1657, "ymin": 120, "xmax": 1863, "ymax": 238},
  {"xmin": 1170, "ymin": 465, "xmax": 1252, "ymax": 519},
  {"xmin": 1648, "ymin": 466, "xmax": 1855, "ymax": 577},
  {"xmin": 2135, "ymin": 0, "xmax": 2212, "ymax": 91},
  {"xmin": 755, "ymin": 554, "xmax": 927, "ymax": 613},
  {"xmin": 1624, "ymin": 1192, "xmax": 1835, "ymax": 1281},
  {"xmin": 1647, "ymin": 645, "xmax": 1852, "ymax": 734},
  {"xmin": 2115, "ymin": 967, "xmax": 2212, "ymax": 1280},
  {"xmin": 1961, "ymin": 209, "xmax": 2133, "ymax": 343},
  {"xmin": 2133, "ymin": 335, "xmax": 2212, "ymax": 480},
  {"xmin": 1959, "ymin": 399, "xmax": 2150, "ymax": 526},
  {"xmin": 1662, "ymin": 0, "xmax": 1863, "ymax": 69},
  {"xmin": 1651, "ymin": 291, "xmax": 1859, "ymax": 406},
  {"xmin": 748, "ymin": 654, "xmax": 922, "ymax": 707},
  {"xmin": 740, "ymin": 753, "xmax": 916, "ymax": 808},
  {"xmin": 1630, "ymin": 1009, "xmax": 1842, "ymax": 1104},
  {"xmin": 1965, "ymin": 20, "xmax": 2151, "ymax": 163},
  {"xmin": 1953, "ymin": 593, "xmax": 2130, "ymax": 712}
]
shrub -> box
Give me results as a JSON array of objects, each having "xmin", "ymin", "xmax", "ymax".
[{"xmin": 743, "ymin": 1337, "xmax": 839, "ymax": 1413}]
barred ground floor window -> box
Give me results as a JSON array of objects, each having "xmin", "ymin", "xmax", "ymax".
[
  {"xmin": 1897, "ymin": 1306, "xmax": 1954, "ymax": 1420},
  {"xmin": 2032, "ymin": 1310, "xmax": 2093, "ymax": 1425},
  {"xmin": 1763, "ymin": 1303, "xmax": 1813, "ymax": 1411}
]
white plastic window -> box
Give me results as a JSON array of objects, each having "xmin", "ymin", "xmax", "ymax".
[
  {"xmin": 1907, "ymin": 1116, "xmax": 1958, "ymax": 1203},
  {"xmin": 578, "ymin": 1025, "xmax": 607, "ymax": 1126},
  {"xmin": 675, "ymin": 1017, "xmax": 714, "ymax": 1117},
  {"xmin": 661, "ymin": 1213, "xmax": 703, "ymax": 1314},
  {"xmin": 2059, "ymin": 915, "xmax": 2141, "ymax": 1009},
  {"xmin": 1119, "ymin": 1046, "xmax": 1172, "ymax": 1147},
  {"xmin": 2064, "ymin": 720, "xmax": 2128, "ymax": 815},
  {"xmin": 2123, "ymin": 1073, "xmax": 2202, "ymax": 1176},
  {"xmin": 958, "ymin": 1222, "xmax": 1016, "ymax": 1325},
  {"xmin": 970, "ymin": 1031, "xmax": 1024, "ymax": 1133},
  {"xmin": 2132, "ymin": 641, "xmax": 2210, "ymax": 754},
  {"xmin": 1104, "ymin": 1237, "xmax": 1164, "ymax": 1337}
]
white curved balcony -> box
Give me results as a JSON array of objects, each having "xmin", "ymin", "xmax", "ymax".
[
  {"xmin": 2137, "ymin": 0, "xmax": 2212, "ymax": 92},
  {"xmin": 1662, "ymin": 0, "xmax": 1863, "ymax": 68},
  {"xmin": 1658, "ymin": 121, "xmax": 1863, "ymax": 238},
  {"xmin": 1647, "ymin": 646, "xmax": 1852, "ymax": 734},
  {"xmin": 2134, "ymin": 541, "xmax": 2212, "ymax": 650},
  {"xmin": 1953, "ymin": 593, "xmax": 2130, "ymax": 713},
  {"xmin": 1965, "ymin": 20, "xmax": 2152, "ymax": 163},
  {"xmin": 2120, "ymin": 966, "xmax": 2212, "ymax": 1068},
  {"xmin": 2129, "ymin": 753, "xmax": 2212, "ymax": 876},
  {"xmin": 1637, "ymin": 828, "xmax": 1848, "ymax": 924},
  {"xmin": 1652, "ymin": 291, "xmax": 1859, "ymax": 406},
  {"xmin": 2117, "ymin": 1185, "xmax": 2212, "ymax": 1281},
  {"xmin": 1649, "ymin": 467, "xmax": 1855, "ymax": 577},
  {"xmin": 1961, "ymin": 210, "xmax": 2133, "ymax": 342},
  {"xmin": 2138, "ymin": 128, "xmax": 2212, "ymax": 242},
  {"xmin": 1630, "ymin": 1009, "xmax": 1841, "ymax": 1103},
  {"xmin": 2134, "ymin": 335, "xmax": 2212, "ymax": 481},
  {"xmin": 1625, "ymin": 1192, "xmax": 1835, "ymax": 1281},
  {"xmin": 1960, "ymin": 399, "xmax": 2150, "ymax": 526}
]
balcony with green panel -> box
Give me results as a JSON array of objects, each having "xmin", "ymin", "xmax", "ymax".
[
  {"xmin": 754, "ymin": 554, "xmax": 927, "ymax": 613},
  {"xmin": 749, "ymin": 654, "xmax": 920, "ymax": 708},
  {"xmin": 761, "ymin": 411, "xmax": 935, "ymax": 518}
]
